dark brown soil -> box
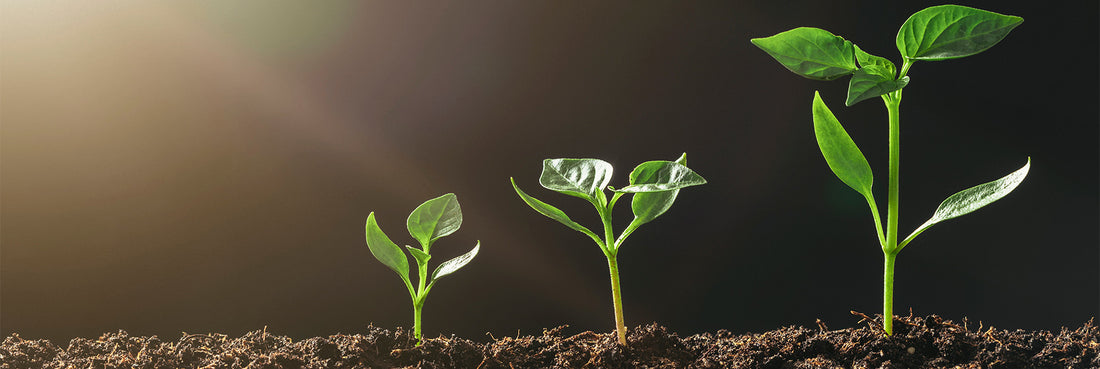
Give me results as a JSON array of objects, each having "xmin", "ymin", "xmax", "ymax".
[{"xmin": 2, "ymin": 314, "xmax": 1096, "ymax": 369}]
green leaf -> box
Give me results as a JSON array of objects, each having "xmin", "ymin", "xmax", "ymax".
[
  {"xmin": 751, "ymin": 27, "xmax": 858, "ymax": 81},
  {"xmin": 612, "ymin": 159, "xmax": 706, "ymax": 193},
  {"xmin": 365, "ymin": 212, "xmax": 411, "ymax": 284},
  {"xmin": 511, "ymin": 177, "xmax": 605, "ymax": 248},
  {"xmin": 812, "ymin": 91, "xmax": 874, "ymax": 198},
  {"xmin": 406, "ymin": 245, "xmax": 431, "ymax": 267},
  {"xmin": 407, "ymin": 193, "xmax": 462, "ymax": 248},
  {"xmin": 854, "ymin": 44, "xmax": 895, "ymax": 76},
  {"xmin": 846, "ymin": 66, "xmax": 910, "ymax": 106},
  {"xmin": 900, "ymin": 158, "xmax": 1030, "ymax": 249},
  {"xmin": 539, "ymin": 158, "xmax": 613, "ymax": 202},
  {"xmin": 897, "ymin": 5, "xmax": 1023, "ymax": 61},
  {"xmin": 615, "ymin": 154, "xmax": 698, "ymax": 249},
  {"xmin": 431, "ymin": 241, "xmax": 479, "ymax": 281}
]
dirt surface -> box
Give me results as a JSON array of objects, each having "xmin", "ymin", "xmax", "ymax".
[{"xmin": 2, "ymin": 314, "xmax": 1096, "ymax": 368}]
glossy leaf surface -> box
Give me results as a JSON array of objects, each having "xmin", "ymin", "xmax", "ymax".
[
  {"xmin": 897, "ymin": 5, "xmax": 1023, "ymax": 61},
  {"xmin": 432, "ymin": 242, "xmax": 480, "ymax": 281},
  {"xmin": 615, "ymin": 154, "xmax": 700, "ymax": 249},
  {"xmin": 846, "ymin": 66, "xmax": 909, "ymax": 106},
  {"xmin": 613, "ymin": 160, "xmax": 706, "ymax": 193},
  {"xmin": 751, "ymin": 27, "xmax": 858, "ymax": 80},
  {"xmin": 365, "ymin": 212, "xmax": 410, "ymax": 283},
  {"xmin": 406, "ymin": 246, "xmax": 430, "ymax": 267},
  {"xmin": 407, "ymin": 193, "xmax": 462, "ymax": 248},
  {"xmin": 539, "ymin": 159, "xmax": 613, "ymax": 202},
  {"xmin": 854, "ymin": 45, "xmax": 896, "ymax": 76},
  {"xmin": 902, "ymin": 159, "xmax": 1030, "ymax": 248},
  {"xmin": 812, "ymin": 91, "xmax": 874, "ymax": 198},
  {"xmin": 512, "ymin": 178, "xmax": 603, "ymax": 247}
]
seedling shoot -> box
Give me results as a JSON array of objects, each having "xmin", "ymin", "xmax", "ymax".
[
  {"xmin": 751, "ymin": 5, "xmax": 1029, "ymax": 336},
  {"xmin": 364, "ymin": 193, "xmax": 480, "ymax": 345},
  {"xmin": 512, "ymin": 154, "xmax": 706, "ymax": 345}
]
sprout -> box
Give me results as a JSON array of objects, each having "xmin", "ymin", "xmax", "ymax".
[
  {"xmin": 364, "ymin": 193, "xmax": 479, "ymax": 345},
  {"xmin": 752, "ymin": 5, "xmax": 1027, "ymax": 335},
  {"xmin": 512, "ymin": 153, "xmax": 705, "ymax": 345}
]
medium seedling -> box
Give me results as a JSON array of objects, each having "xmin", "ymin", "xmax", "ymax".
[
  {"xmin": 752, "ymin": 5, "xmax": 1029, "ymax": 336},
  {"xmin": 511, "ymin": 153, "xmax": 705, "ymax": 345},
  {"xmin": 364, "ymin": 193, "xmax": 479, "ymax": 345}
]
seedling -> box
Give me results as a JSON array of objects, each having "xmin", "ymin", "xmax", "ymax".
[
  {"xmin": 364, "ymin": 193, "xmax": 479, "ymax": 345},
  {"xmin": 752, "ymin": 5, "xmax": 1029, "ymax": 336},
  {"xmin": 511, "ymin": 153, "xmax": 706, "ymax": 345}
]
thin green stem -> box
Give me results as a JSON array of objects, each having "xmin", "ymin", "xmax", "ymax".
[
  {"xmin": 412, "ymin": 300, "xmax": 424, "ymax": 345},
  {"xmin": 607, "ymin": 255, "xmax": 627, "ymax": 345},
  {"xmin": 882, "ymin": 79, "xmax": 904, "ymax": 337},
  {"xmin": 883, "ymin": 252, "xmax": 896, "ymax": 336},
  {"xmin": 885, "ymin": 96, "xmax": 901, "ymax": 254},
  {"xmin": 412, "ymin": 258, "xmax": 429, "ymax": 345}
]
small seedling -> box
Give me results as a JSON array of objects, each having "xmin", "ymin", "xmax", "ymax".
[
  {"xmin": 752, "ymin": 5, "xmax": 1029, "ymax": 336},
  {"xmin": 511, "ymin": 153, "xmax": 705, "ymax": 345},
  {"xmin": 364, "ymin": 193, "xmax": 479, "ymax": 345}
]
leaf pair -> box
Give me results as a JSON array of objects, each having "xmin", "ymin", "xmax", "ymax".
[
  {"xmin": 512, "ymin": 154, "xmax": 706, "ymax": 253},
  {"xmin": 752, "ymin": 5, "xmax": 1021, "ymax": 106},
  {"xmin": 812, "ymin": 92, "xmax": 1029, "ymax": 253},
  {"xmin": 365, "ymin": 194, "xmax": 479, "ymax": 298}
]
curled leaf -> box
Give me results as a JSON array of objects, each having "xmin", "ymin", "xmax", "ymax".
[
  {"xmin": 900, "ymin": 158, "xmax": 1030, "ymax": 250},
  {"xmin": 432, "ymin": 242, "xmax": 480, "ymax": 281},
  {"xmin": 407, "ymin": 193, "xmax": 462, "ymax": 248}
]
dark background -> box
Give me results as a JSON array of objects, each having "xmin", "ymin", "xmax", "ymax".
[{"xmin": 2, "ymin": 1, "xmax": 1096, "ymax": 344}]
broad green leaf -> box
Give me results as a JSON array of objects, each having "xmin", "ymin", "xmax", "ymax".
[
  {"xmin": 406, "ymin": 245, "xmax": 431, "ymax": 267},
  {"xmin": 900, "ymin": 159, "xmax": 1030, "ymax": 249},
  {"xmin": 615, "ymin": 154, "xmax": 696, "ymax": 249},
  {"xmin": 751, "ymin": 27, "xmax": 858, "ymax": 81},
  {"xmin": 512, "ymin": 178, "xmax": 604, "ymax": 247},
  {"xmin": 846, "ymin": 66, "xmax": 910, "ymax": 106},
  {"xmin": 812, "ymin": 91, "xmax": 874, "ymax": 198},
  {"xmin": 612, "ymin": 160, "xmax": 706, "ymax": 193},
  {"xmin": 431, "ymin": 241, "xmax": 479, "ymax": 281},
  {"xmin": 407, "ymin": 193, "xmax": 462, "ymax": 248},
  {"xmin": 897, "ymin": 5, "xmax": 1023, "ymax": 61},
  {"xmin": 365, "ymin": 212, "xmax": 411, "ymax": 284},
  {"xmin": 539, "ymin": 158, "xmax": 613, "ymax": 202},
  {"xmin": 854, "ymin": 45, "xmax": 896, "ymax": 77}
]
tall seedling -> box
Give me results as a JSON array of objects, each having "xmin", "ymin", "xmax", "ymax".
[
  {"xmin": 752, "ymin": 5, "xmax": 1029, "ymax": 335},
  {"xmin": 365, "ymin": 193, "xmax": 480, "ymax": 345},
  {"xmin": 512, "ymin": 153, "xmax": 706, "ymax": 345}
]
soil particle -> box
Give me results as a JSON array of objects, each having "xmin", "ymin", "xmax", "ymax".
[{"xmin": 2, "ymin": 315, "xmax": 1095, "ymax": 369}]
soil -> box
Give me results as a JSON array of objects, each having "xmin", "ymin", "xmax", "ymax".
[{"xmin": 2, "ymin": 314, "xmax": 1096, "ymax": 369}]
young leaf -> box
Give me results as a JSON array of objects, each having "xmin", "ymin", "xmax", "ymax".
[
  {"xmin": 511, "ymin": 178, "xmax": 605, "ymax": 248},
  {"xmin": 897, "ymin": 5, "xmax": 1023, "ymax": 61},
  {"xmin": 431, "ymin": 241, "xmax": 480, "ymax": 281},
  {"xmin": 539, "ymin": 158, "xmax": 614, "ymax": 202},
  {"xmin": 812, "ymin": 91, "xmax": 874, "ymax": 198},
  {"xmin": 751, "ymin": 27, "xmax": 858, "ymax": 81},
  {"xmin": 612, "ymin": 160, "xmax": 706, "ymax": 193},
  {"xmin": 365, "ymin": 212, "xmax": 411, "ymax": 284},
  {"xmin": 407, "ymin": 193, "xmax": 462, "ymax": 248},
  {"xmin": 406, "ymin": 245, "xmax": 431, "ymax": 267},
  {"xmin": 900, "ymin": 159, "xmax": 1030, "ymax": 249},
  {"xmin": 854, "ymin": 45, "xmax": 895, "ymax": 77},
  {"xmin": 846, "ymin": 66, "xmax": 910, "ymax": 106},
  {"xmin": 615, "ymin": 154, "xmax": 692, "ymax": 249}
]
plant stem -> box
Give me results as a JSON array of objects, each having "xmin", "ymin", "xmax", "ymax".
[
  {"xmin": 413, "ymin": 256, "xmax": 429, "ymax": 345},
  {"xmin": 607, "ymin": 255, "xmax": 628, "ymax": 345},
  {"xmin": 883, "ymin": 87, "xmax": 903, "ymax": 336},
  {"xmin": 883, "ymin": 252, "xmax": 896, "ymax": 336},
  {"xmin": 413, "ymin": 300, "xmax": 424, "ymax": 345}
]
